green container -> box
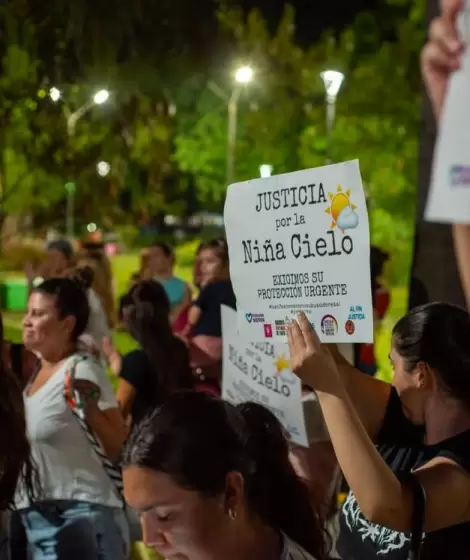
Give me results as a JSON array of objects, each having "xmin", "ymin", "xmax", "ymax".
[{"xmin": 1, "ymin": 277, "xmax": 28, "ymax": 312}]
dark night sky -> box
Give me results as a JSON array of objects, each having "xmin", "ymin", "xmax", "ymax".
[{"xmin": 239, "ymin": 0, "xmax": 379, "ymax": 44}]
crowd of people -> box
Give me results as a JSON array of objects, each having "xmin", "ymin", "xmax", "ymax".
[{"xmin": 0, "ymin": 2, "xmax": 468, "ymax": 559}]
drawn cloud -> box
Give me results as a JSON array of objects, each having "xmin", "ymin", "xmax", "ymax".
[{"xmin": 336, "ymin": 206, "xmax": 359, "ymax": 230}]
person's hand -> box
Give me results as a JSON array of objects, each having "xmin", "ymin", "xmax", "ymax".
[
  {"xmin": 73, "ymin": 379, "xmax": 101, "ymax": 411},
  {"xmin": 287, "ymin": 313, "xmax": 339, "ymax": 391},
  {"xmin": 101, "ymin": 337, "xmax": 122, "ymax": 376},
  {"xmin": 421, "ymin": 0, "xmax": 466, "ymax": 119}
]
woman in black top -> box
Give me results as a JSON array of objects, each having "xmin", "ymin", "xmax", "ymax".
[
  {"xmin": 184, "ymin": 239, "xmax": 236, "ymax": 361},
  {"xmin": 106, "ymin": 281, "xmax": 194, "ymax": 425},
  {"xmin": 288, "ymin": 303, "xmax": 470, "ymax": 560}
]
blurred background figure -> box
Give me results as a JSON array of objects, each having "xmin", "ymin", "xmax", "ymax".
[
  {"xmin": 79, "ymin": 241, "xmax": 116, "ymax": 329},
  {"xmin": 24, "ymin": 239, "xmax": 75, "ymax": 293},
  {"xmin": 355, "ymin": 246, "xmax": 390, "ymax": 376},
  {"xmin": 104, "ymin": 280, "xmax": 194, "ymax": 427},
  {"xmin": 67, "ymin": 265, "xmax": 111, "ymax": 362},
  {"xmin": 146, "ymin": 242, "xmax": 192, "ymax": 329},
  {"xmin": 182, "ymin": 239, "xmax": 236, "ymax": 393}
]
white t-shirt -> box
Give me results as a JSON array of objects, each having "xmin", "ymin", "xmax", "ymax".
[{"xmin": 15, "ymin": 354, "xmax": 122, "ymax": 510}]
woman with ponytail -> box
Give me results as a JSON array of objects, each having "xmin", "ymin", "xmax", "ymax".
[
  {"xmin": 106, "ymin": 280, "xmax": 194, "ymax": 426},
  {"xmin": 122, "ymin": 391, "xmax": 330, "ymax": 560}
]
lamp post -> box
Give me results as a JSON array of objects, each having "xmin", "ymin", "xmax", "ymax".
[
  {"xmin": 226, "ymin": 66, "xmax": 253, "ymax": 187},
  {"xmin": 320, "ymin": 70, "xmax": 344, "ymax": 164},
  {"xmin": 50, "ymin": 88, "xmax": 110, "ymax": 238}
]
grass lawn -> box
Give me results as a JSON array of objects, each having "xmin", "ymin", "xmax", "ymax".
[{"xmin": 2, "ymin": 250, "xmax": 408, "ymax": 384}]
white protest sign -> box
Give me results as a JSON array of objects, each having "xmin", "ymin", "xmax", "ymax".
[
  {"xmin": 224, "ymin": 159, "xmax": 373, "ymax": 343},
  {"xmin": 426, "ymin": 1, "xmax": 470, "ymax": 224},
  {"xmin": 221, "ymin": 305, "xmax": 308, "ymax": 447}
]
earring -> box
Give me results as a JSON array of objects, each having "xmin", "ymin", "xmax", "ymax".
[{"xmin": 228, "ymin": 508, "xmax": 237, "ymax": 521}]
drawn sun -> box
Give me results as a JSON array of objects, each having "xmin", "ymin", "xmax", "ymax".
[
  {"xmin": 325, "ymin": 184, "xmax": 357, "ymax": 230},
  {"xmin": 275, "ymin": 354, "xmax": 290, "ymax": 375}
]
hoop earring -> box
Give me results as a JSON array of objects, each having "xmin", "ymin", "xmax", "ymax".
[{"xmin": 228, "ymin": 508, "xmax": 237, "ymax": 521}]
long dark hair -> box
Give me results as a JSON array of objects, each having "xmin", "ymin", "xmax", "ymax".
[
  {"xmin": 0, "ymin": 313, "xmax": 40, "ymax": 508},
  {"xmin": 121, "ymin": 281, "xmax": 194, "ymax": 398},
  {"xmin": 393, "ymin": 302, "xmax": 470, "ymax": 407},
  {"xmin": 123, "ymin": 391, "xmax": 329, "ymax": 559}
]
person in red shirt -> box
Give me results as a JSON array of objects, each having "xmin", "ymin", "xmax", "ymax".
[{"xmin": 355, "ymin": 247, "xmax": 390, "ymax": 376}]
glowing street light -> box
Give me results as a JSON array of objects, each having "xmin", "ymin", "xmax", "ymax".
[
  {"xmin": 235, "ymin": 66, "xmax": 253, "ymax": 85},
  {"xmin": 93, "ymin": 89, "xmax": 110, "ymax": 105},
  {"xmin": 49, "ymin": 87, "xmax": 61, "ymax": 102},
  {"xmin": 320, "ymin": 70, "xmax": 344, "ymax": 99},
  {"xmin": 49, "ymin": 87, "xmax": 111, "ymax": 239},
  {"xmin": 320, "ymin": 70, "xmax": 345, "ymax": 164},
  {"xmin": 260, "ymin": 164, "xmax": 273, "ymax": 178},
  {"xmin": 97, "ymin": 161, "xmax": 110, "ymax": 177}
]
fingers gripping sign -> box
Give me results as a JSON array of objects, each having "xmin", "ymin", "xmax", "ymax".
[
  {"xmin": 287, "ymin": 312, "xmax": 339, "ymax": 391},
  {"xmin": 422, "ymin": 0, "xmax": 466, "ymax": 118}
]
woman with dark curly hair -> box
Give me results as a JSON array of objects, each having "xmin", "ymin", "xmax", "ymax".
[{"xmin": 17, "ymin": 277, "xmax": 129, "ymax": 559}]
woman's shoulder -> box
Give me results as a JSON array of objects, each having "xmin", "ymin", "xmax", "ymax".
[
  {"xmin": 377, "ymin": 386, "xmax": 424, "ymax": 446},
  {"xmin": 431, "ymin": 428, "xmax": 470, "ymax": 473}
]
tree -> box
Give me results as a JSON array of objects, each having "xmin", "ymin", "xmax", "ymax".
[
  {"xmin": 175, "ymin": 1, "xmax": 426, "ymax": 282},
  {"xmin": 0, "ymin": 5, "xmax": 66, "ymax": 239},
  {"xmin": 0, "ymin": 0, "xmax": 222, "ymax": 231},
  {"xmin": 174, "ymin": 5, "xmax": 311, "ymax": 207}
]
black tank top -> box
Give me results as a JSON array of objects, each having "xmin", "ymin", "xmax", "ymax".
[{"xmin": 337, "ymin": 388, "xmax": 470, "ymax": 559}]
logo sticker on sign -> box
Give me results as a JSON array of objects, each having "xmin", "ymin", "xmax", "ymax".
[
  {"xmin": 264, "ymin": 324, "xmax": 273, "ymax": 338},
  {"xmin": 321, "ymin": 315, "xmax": 338, "ymax": 336}
]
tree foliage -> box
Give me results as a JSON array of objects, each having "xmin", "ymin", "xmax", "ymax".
[
  {"xmin": 175, "ymin": 0, "xmax": 425, "ymax": 281},
  {"xmin": 0, "ymin": 0, "xmax": 220, "ymax": 231},
  {"xmin": 0, "ymin": 0, "xmax": 426, "ymax": 268}
]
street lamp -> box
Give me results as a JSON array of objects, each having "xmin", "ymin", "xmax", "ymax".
[
  {"xmin": 50, "ymin": 88, "xmax": 110, "ymax": 238},
  {"xmin": 93, "ymin": 89, "xmax": 110, "ymax": 105},
  {"xmin": 320, "ymin": 70, "xmax": 344, "ymax": 164},
  {"xmin": 227, "ymin": 66, "xmax": 253, "ymax": 186},
  {"xmin": 235, "ymin": 66, "xmax": 253, "ymax": 85},
  {"xmin": 49, "ymin": 87, "xmax": 61, "ymax": 102}
]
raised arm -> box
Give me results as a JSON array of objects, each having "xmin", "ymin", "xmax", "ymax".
[
  {"xmin": 289, "ymin": 314, "xmax": 470, "ymax": 534},
  {"xmin": 326, "ymin": 343, "xmax": 391, "ymax": 438},
  {"xmin": 421, "ymin": 0, "xmax": 469, "ymax": 306}
]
